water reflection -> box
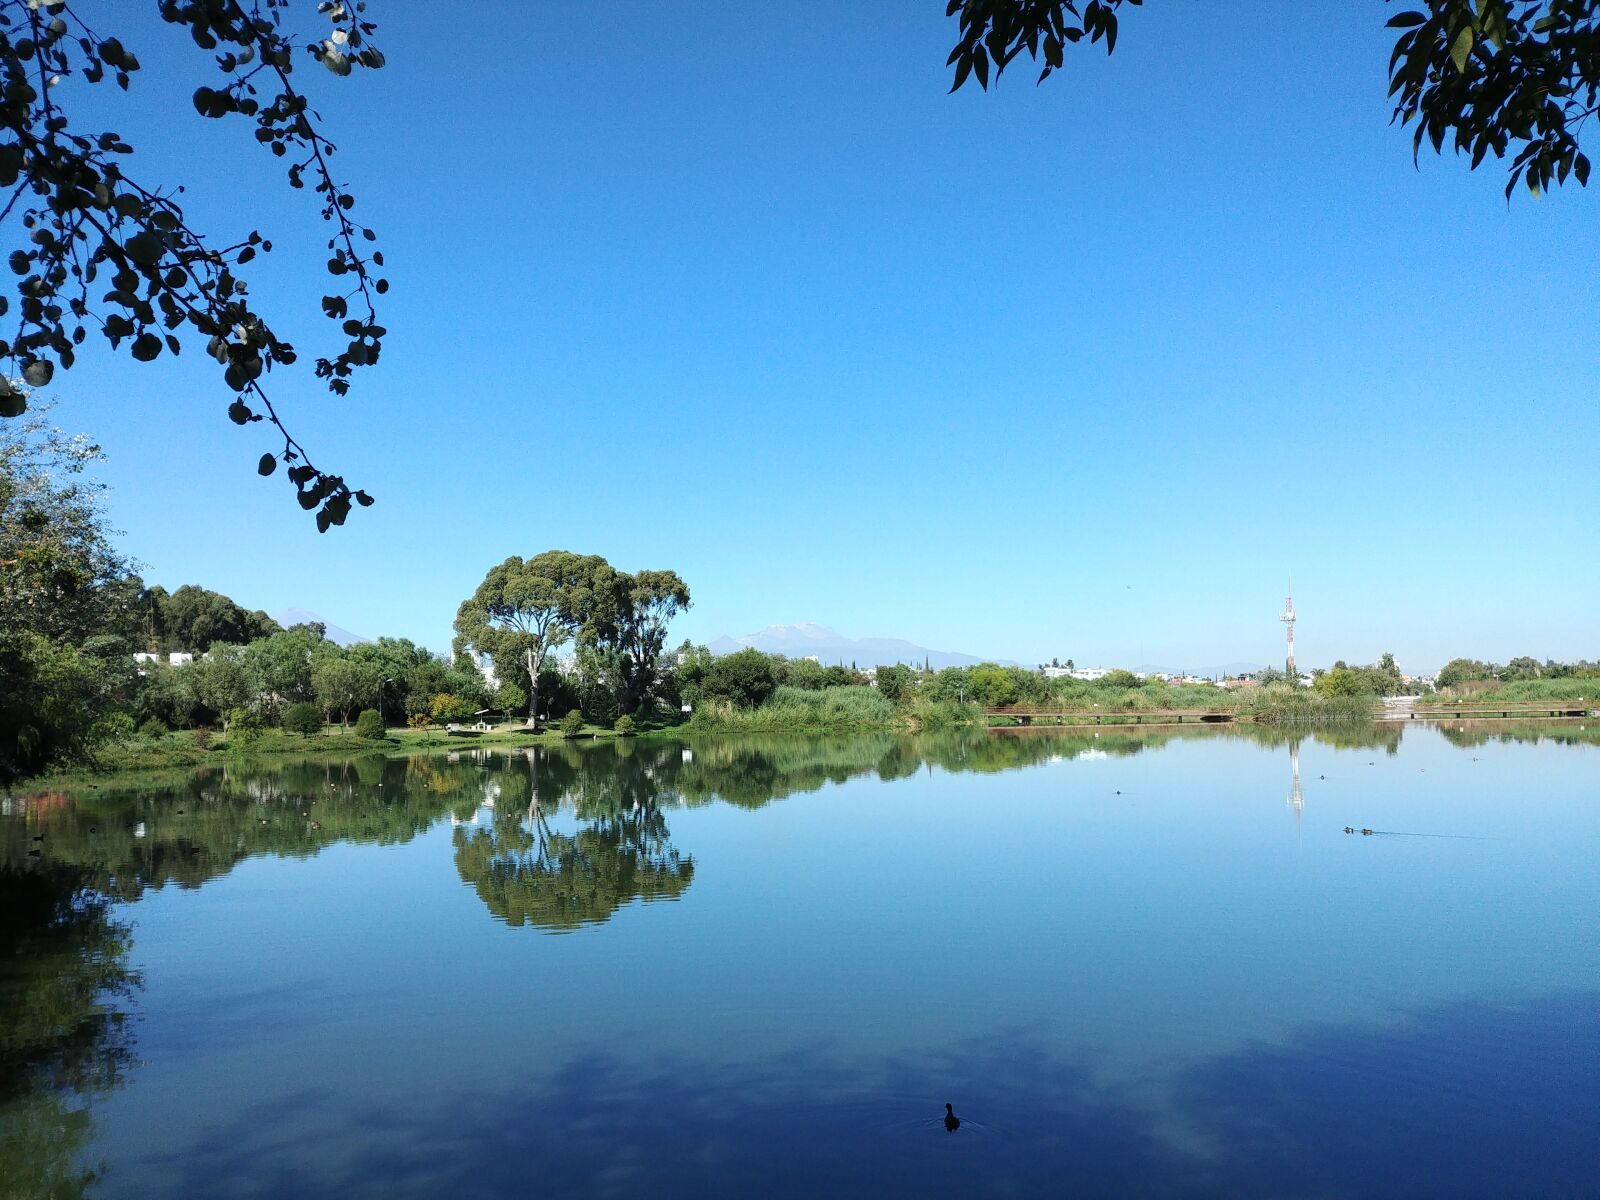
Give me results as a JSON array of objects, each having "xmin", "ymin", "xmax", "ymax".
[
  {"xmin": 101, "ymin": 989, "xmax": 1597, "ymax": 1200},
  {"xmin": 3, "ymin": 721, "xmax": 1590, "ymax": 912},
  {"xmin": 453, "ymin": 798, "xmax": 694, "ymax": 931},
  {"xmin": 2, "ymin": 721, "xmax": 1595, "ymax": 1198},
  {"xmin": 0, "ymin": 862, "xmax": 140, "ymax": 1199}
]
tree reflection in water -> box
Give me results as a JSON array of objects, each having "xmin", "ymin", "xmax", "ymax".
[
  {"xmin": 0, "ymin": 717, "xmax": 1572, "ymax": 1193},
  {"xmin": 452, "ymin": 764, "xmax": 694, "ymax": 932},
  {"xmin": 0, "ymin": 860, "xmax": 140, "ymax": 1200},
  {"xmin": 441, "ymin": 737, "xmax": 716, "ymax": 932}
]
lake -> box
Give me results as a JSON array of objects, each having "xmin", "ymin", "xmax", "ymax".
[{"xmin": 2, "ymin": 723, "xmax": 1596, "ymax": 1199}]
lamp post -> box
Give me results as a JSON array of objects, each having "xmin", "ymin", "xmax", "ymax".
[{"xmin": 379, "ymin": 677, "xmax": 393, "ymax": 728}]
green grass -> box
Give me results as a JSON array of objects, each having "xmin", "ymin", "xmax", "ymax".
[
  {"xmin": 1419, "ymin": 678, "xmax": 1597, "ymax": 707},
  {"xmin": 688, "ymin": 686, "xmax": 982, "ymax": 735},
  {"xmin": 689, "ymin": 686, "xmax": 896, "ymax": 733},
  {"xmin": 1244, "ymin": 690, "xmax": 1377, "ymax": 725},
  {"xmin": 991, "ymin": 681, "xmax": 1254, "ymax": 712}
]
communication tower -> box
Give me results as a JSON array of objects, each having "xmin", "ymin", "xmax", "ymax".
[{"xmin": 1280, "ymin": 583, "xmax": 1297, "ymax": 679}]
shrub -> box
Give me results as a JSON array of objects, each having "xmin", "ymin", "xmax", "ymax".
[
  {"xmin": 94, "ymin": 711, "xmax": 137, "ymax": 743},
  {"xmin": 137, "ymin": 716, "xmax": 168, "ymax": 739},
  {"xmin": 702, "ymin": 648, "xmax": 780, "ymax": 708},
  {"xmin": 614, "ymin": 714, "xmax": 635, "ymax": 737},
  {"xmin": 406, "ymin": 712, "xmax": 431, "ymax": 730},
  {"xmin": 225, "ymin": 708, "xmax": 263, "ymax": 740},
  {"xmin": 193, "ymin": 726, "xmax": 211, "ymax": 750},
  {"xmin": 1098, "ymin": 669, "xmax": 1141, "ymax": 689},
  {"xmin": 560, "ymin": 709, "xmax": 585, "ymax": 739},
  {"xmin": 355, "ymin": 709, "xmax": 385, "ymax": 740},
  {"xmin": 429, "ymin": 692, "xmax": 474, "ymax": 723},
  {"xmin": 494, "ymin": 681, "xmax": 527, "ymax": 719},
  {"xmin": 282, "ymin": 702, "xmax": 323, "ymax": 738}
]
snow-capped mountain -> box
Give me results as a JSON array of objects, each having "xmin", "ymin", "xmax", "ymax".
[
  {"xmin": 705, "ymin": 623, "xmax": 999, "ymax": 670},
  {"xmin": 272, "ymin": 608, "xmax": 369, "ymax": 647}
]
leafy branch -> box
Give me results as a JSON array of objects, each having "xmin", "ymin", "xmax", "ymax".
[
  {"xmin": 0, "ymin": 0, "xmax": 386, "ymax": 529},
  {"xmin": 944, "ymin": 0, "xmax": 1598, "ymax": 202}
]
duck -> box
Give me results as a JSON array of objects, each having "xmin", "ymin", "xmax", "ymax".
[
  {"xmin": 944, "ymin": 1103, "xmax": 960, "ymax": 1133},
  {"xmin": 1343, "ymin": 826, "xmax": 1355, "ymax": 834},
  {"xmin": 1361, "ymin": 828, "xmax": 1374, "ymax": 836}
]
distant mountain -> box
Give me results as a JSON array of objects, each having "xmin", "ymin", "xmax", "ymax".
[
  {"xmin": 706, "ymin": 623, "xmax": 1002, "ymax": 670},
  {"xmin": 272, "ymin": 608, "xmax": 369, "ymax": 647}
]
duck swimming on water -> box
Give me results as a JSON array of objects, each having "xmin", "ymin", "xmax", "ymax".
[{"xmin": 944, "ymin": 1103, "xmax": 960, "ymax": 1132}]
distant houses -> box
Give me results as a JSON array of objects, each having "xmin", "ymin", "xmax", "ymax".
[
  {"xmin": 1041, "ymin": 666, "xmax": 1110, "ymax": 681},
  {"xmin": 134, "ymin": 650, "xmax": 194, "ymax": 673}
]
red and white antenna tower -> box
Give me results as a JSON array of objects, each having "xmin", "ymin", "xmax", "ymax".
[{"xmin": 1280, "ymin": 582, "xmax": 1297, "ymax": 678}]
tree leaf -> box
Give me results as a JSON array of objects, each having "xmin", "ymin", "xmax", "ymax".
[
  {"xmin": 1450, "ymin": 25, "xmax": 1473, "ymax": 73},
  {"xmin": 124, "ymin": 232, "xmax": 163, "ymax": 266}
]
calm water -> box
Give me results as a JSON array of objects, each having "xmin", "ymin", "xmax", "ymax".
[{"xmin": 2, "ymin": 723, "xmax": 1596, "ymax": 1199}]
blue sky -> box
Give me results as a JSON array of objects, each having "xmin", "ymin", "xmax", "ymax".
[{"xmin": 43, "ymin": 3, "xmax": 1598, "ymax": 672}]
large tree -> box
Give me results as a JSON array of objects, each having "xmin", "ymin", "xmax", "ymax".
[
  {"xmin": 0, "ymin": 396, "xmax": 137, "ymax": 779},
  {"xmin": 0, "ymin": 0, "xmax": 385, "ymax": 528},
  {"xmin": 946, "ymin": 1, "xmax": 1598, "ymax": 199},
  {"xmin": 587, "ymin": 567, "xmax": 692, "ymax": 717},
  {"xmin": 453, "ymin": 551, "xmax": 608, "ymax": 731},
  {"xmin": 148, "ymin": 583, "xmax": 279, "ymax": 653},
  {"xmin": 0, "ymin": 396, "xmax": 135, "ymax": 644}
]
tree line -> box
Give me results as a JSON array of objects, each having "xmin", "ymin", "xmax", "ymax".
[{"xmin": 1435, "ymin": 656, "xmax": 1600, "ymax": 689}]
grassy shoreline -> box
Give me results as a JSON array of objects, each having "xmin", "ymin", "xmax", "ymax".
[
  {"xmin": 20, "ymin": 720, "xmax": 651, "ymax": 786},
  {"xmin": 20, "ymin": 684, "xmax": 1591, "ymax": 789}
]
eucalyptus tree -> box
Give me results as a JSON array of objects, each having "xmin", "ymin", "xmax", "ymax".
[
  {"xmin": 587, "ymin": 567, "xmax": 691, "ymax": 717},
  {"xmin": 453, "ymin": 551, "xmax": 608, "ymax": 730}
]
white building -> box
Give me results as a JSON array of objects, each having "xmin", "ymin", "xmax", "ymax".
[
  {"xmin": 1043, "ymin": 666, "xmax": 1110, "ymax": 681},
  {"xmin": 135, "ymin": 651, "xmax": 193, "ymax": 668}
]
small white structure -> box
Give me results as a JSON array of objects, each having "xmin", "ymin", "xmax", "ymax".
[
  {"xmin": 168, "ymin": 652, "xmax": 194, "ymax": 667},
  {"xmin": 1043, "ymin": 666, "xmax": 1110, "ymax": 681}
]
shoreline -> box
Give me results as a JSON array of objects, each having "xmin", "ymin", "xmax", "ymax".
[{"xmin": 14, "ymin": 704, "xmax": 1593, "ymax": 792}]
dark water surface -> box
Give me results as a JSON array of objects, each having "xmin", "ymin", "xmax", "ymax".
[{"xmin": 3, "ymin": 723, "xmax": 1596, "ymax": 1198}]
